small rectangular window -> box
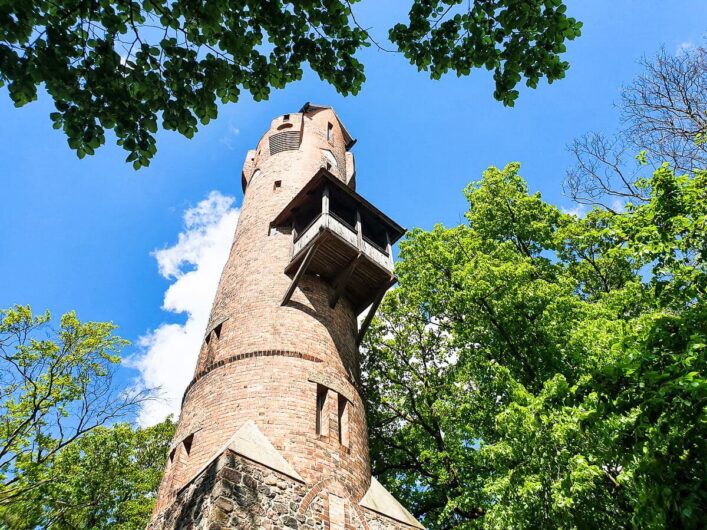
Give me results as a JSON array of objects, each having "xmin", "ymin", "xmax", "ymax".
[
  {"xmin": 283, "ymin": 114, "xmax": 290, "ymax": 121},
  {"xmin": 338, "ymin": 395, "xmax": 350, "ymax": 448},
  {"xmin": 327, "ymin": 122, "xmax": 333, "ymax": 142},
  {"xmin": 273, "ymin": 180, "xmax": 282, "ymax": 190},
  {"xmin": 316, "ymin": 385, "xmax": 328, "ymax": 436}
]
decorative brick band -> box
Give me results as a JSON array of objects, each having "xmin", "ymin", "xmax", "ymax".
[{"xmin": 182, "ymin": 350, "xmax": 323, "ymax": 405}]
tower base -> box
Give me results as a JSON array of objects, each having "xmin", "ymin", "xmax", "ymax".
[{"xmin": 148, "ymin": 424, "xmax": 423, "ymax": 530}]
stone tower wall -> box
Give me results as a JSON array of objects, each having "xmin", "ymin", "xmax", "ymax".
[{"xmin": 153, "ymin": 108, "xmax": 371, "ymax": 515}]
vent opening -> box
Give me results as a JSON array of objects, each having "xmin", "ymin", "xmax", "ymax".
[{"xmin": 269, "ymin": 130, "xmax": 300, "ymax": 155}]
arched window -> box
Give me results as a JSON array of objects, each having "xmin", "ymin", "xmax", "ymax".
[{"xmin": 321, "ymin": 149, "xmax": 337, "ymax": 170}]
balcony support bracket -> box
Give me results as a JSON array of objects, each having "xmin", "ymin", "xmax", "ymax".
[
  {"xmin": 329, "ymin": 252, "xmax": 363, "ymax": 309},
  {"xmin": 356, "ymin": 276, "xmax": 397, "ymax": 346},
  {"xmin": 281, "ymin": 233, "xmax": 326, "ymax": 306}
]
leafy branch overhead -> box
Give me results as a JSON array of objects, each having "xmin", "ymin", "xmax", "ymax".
[{"xmin": 0, "ymin": 0, "xmax": 581, "ymax": 167}]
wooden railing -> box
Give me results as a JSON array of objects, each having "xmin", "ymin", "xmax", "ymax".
[
  {"xmin": 291, "ymin": 213, "xmax": 392, "ymax": 272},
  {"xmin": 362, "ymin": 234, "xmax": 388, "ymax": 256},
  {"xmin": 294, "ymin": 213, "xmax": 322, "ymax": 243}
]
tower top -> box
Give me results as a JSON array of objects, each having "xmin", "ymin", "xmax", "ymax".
[{"xmin": 299, "ymin": 102, "xmax": 356, "ymax": 149}]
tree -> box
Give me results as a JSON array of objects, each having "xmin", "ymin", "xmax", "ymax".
[
  {"xmin": 0, "ymin": 305, "xmax": 149, "ymax": 510},
  {"xmin": 0, "ymin": 0, "xmax": 582, "ymax": 167},
  {"xmin": 363, "ymin": 163, "xmax": 706, "ymax": 529},
  {"xmin": 565, "ymin": 44, "xmax": 707, "ymax": 209},
  {"xmin": 0, "ymin": 419, "xmax": 176, "ymax": 529}
]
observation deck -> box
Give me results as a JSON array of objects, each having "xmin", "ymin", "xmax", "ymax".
[{"xmin": 272, "ymin": 169, "xmax": 405, "ymax": 334}]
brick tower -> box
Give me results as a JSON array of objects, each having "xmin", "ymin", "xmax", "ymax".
[{"xmin": 149, "ymin": 104, "xmax": 423, "ymax": 530}]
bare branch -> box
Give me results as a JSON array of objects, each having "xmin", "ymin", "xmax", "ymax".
[{"xmin": 565, "ymin": 44, "xmax": 706, "ymax": 209}]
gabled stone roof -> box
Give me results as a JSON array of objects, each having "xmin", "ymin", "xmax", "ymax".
[{"xmin": 360, "ymin": 477, "xmax": 425, "ymax": 528}]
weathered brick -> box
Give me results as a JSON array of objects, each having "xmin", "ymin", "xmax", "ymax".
[{"xmin": 148, "ymin": 107, "xmax": 416, "ymax": 530}]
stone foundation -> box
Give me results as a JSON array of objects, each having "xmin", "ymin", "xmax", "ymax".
[
  {"xmin": 149, "ymin": 449, "xmax": 420, "ymax": 530},
  {"xmin": 149, "ymin": 450, "xmax": 307, "ymax": 530}
]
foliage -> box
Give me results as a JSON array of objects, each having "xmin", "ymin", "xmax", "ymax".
[
  {"xmin": 0, "ymin": 0, "xmax": 580, "ymax": 167},
  {"xmin": 363, "ymin": 163, "xmax": 706, "ymax": 529},
  {"xmin": 391, "ymin": 0, "xmax": 582, "ymax": 106},
  {"xmin": 565, "ymin": 44, "xmax": 707, "ymax": 208},
  {"xmin": 0, "ymin": 419, "xmax": 176, "ymax": 529},
  {"xmin": 0, "ymin": 306, "xmax": 149, "ymax": 511}
]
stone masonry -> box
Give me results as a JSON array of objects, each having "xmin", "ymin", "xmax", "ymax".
[
  {"xmin": 149, "ymin": 104, "xmax": 423, "ymax": 530},
  {"xmin": 149, "ymin": 449, "xmax": 419, "ymax": 530}
]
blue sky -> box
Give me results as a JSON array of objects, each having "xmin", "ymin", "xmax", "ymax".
[{"xmin": 1, "ymin": 1, "xmax": 705, "ymax": 423}]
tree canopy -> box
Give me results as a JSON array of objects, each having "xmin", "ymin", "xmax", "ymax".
[
  {"xmin": 0, "ymin": 0, "xmax": 581, "ymax": 167},
  {"xmin": 0, "ymin": 305, "xmax": 153, "ymax": 522},
  {"xmin": 363, "ymin": 163, "xmax": 706, "ymax": 529},
  {"xmin": 0, "ymin": 419, "xmax": 175, "ymax": 529}
]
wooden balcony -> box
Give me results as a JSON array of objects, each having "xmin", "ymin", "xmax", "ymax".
[
  {"xmin": 292, "ymin": 211, "xmax": 393, "ymax": 270},
  {"xmin": 272, "ymin": 169, "xmax": 405, "ymax": 323}
]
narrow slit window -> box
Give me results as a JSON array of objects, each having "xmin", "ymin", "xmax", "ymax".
[
  {"xmin": 338, "ymin": 395, "xmax": 350, "ymax": 448},
  {"xmin": 169, "ymin": 447, "xmax": 176, "ymax": 463},
  {"xmin": 316, "ymin": 385, "xmax": 328, "ymax": 436},
  {"xmin": 327, "ymin": 122, "xmax": 333, "ymax": 142},
  {"xmin": 183, "ymin": 434, "xmax": 194, "ymax": 456},
  {"xmin": 213, "ymin": 323, "xmax": 222, "ymax": 340}
]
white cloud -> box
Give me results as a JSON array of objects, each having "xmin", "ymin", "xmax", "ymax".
[
  {"xmin": 219, "ymin": 137, "xmax": 235, "ymax": 151},
  {"xmin": 219, "ymin": 122, "xmax": 241, "ymax": 151},
  {"xmin": 608, "ymin": 197, "xmax": 626, "ymax": 213},
  {"xmin": 677, "ymin": 41, "xmax": 694, "ymax": 53},
  {"xmin": 561, "ymin": 203, "xmax": 588, "ymax": 218},
  {"xmin": 561, "ymin": 199, "xmax": 626, "ymax": 218},
  {"xmin": 128, "ymin": 191, "xmax": 239, "ymax": 427}
]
